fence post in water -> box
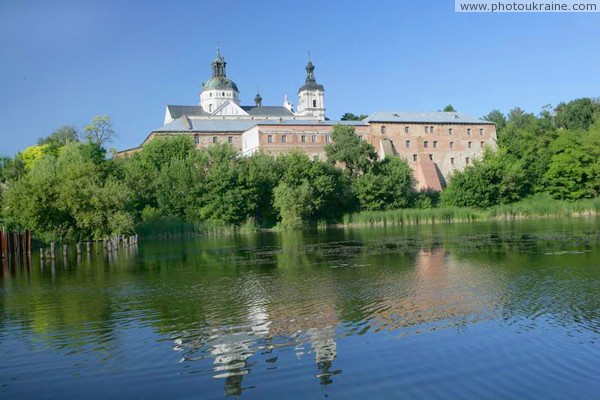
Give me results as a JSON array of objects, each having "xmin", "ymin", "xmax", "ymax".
[
  {"xmin": 0, "ymin": 230, "xmax": 4, "ymax": 258},
  {"xmin": 50, "ymin": 242, "xmax": 56, "ymax": 259},
  {"xmin": 40, "ymin": 248, "xmax": 44, "ymax": 260},
  {"xmin": 76, "ymin": 242, "xmax": 81, "ymax": 255},
  {"xmin": 27, "ymin": 231, "xmax": 31, "ymax": 255},
  {"xmin": 63, "ymin": 244, "xmax": 68, "ymax": 257},
  {"xmin": 86, "ymin": 242, "xmax": 91, "ymax": 253}
]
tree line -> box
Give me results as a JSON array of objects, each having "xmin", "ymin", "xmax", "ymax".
[{"xmin": 1, "ymin": 97, "xmax": 599, "ymax": 241}]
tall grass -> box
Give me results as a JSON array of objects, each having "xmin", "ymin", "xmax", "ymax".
[
  {"xmin": 342, "ymin": 195, "xmax": 600, "ymax": 227},
  {"xmin": 136, "ymin": 216, "xmax": 260, "ymax": 238}
]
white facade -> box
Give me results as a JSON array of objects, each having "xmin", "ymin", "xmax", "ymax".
[
  {"xmin": 297, "ymin": 89, "xmax": 325, "ymax": 120},
  {"xmin": 200, "ymin": 89, "xmax": 241, "ymax": 114}
]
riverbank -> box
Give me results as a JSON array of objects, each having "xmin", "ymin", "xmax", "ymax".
[{"xmin": 341, "ymin": 196, "xmax": 600, "ymax": 227}]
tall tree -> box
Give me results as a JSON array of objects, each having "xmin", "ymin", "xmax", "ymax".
[
  {"xmin": 554, "ymin": 98, "xmax": 600, "ymax": 131},
  {"xmin": 83, "ymin": 115, "xmax": 116, "ymax": 145},
  {"xmin": 325, "ymin": 125, "xmax": 377, "ymax": 176}
]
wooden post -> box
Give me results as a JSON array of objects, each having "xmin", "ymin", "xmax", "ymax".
[
  {"xmin": 40, "ymin": 248, "xmax": 44, "ymax": 260},
  {"xmin": 76, "ymin": 242, "xmax": 81, "ymax": 255},
  {"xmin": 50, "ymin": 242, "xmax": 56, "ymax": 259},
  {"xmin": 0, "ymin": 230, "xmax": 4, "ymax": 258},
  {"xmin": 63, "ymin": 244, "xmax": 68, "ymax": 257},
  {"xmin": 27, "ymin": 231, "xmax": 31, "ymax": 254},
  {"xmin": 86, "ymin": 242, "xmax": 91, "ymax": 253}
]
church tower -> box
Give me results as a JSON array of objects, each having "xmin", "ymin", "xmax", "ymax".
[
  {"xmin": 200, "ymin": 48, "xmax": 241, "ymax": 114},
  {"xmin": 296, "ymin": 56, "xmax": 325, "ymax": 120}
]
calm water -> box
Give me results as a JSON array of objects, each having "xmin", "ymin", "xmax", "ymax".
[{"xmin": 2, "ymin": 219, "xmax": 600, "ymax": 399}]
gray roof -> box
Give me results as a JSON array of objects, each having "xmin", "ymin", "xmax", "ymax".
[
  {"xmin": 364, "ymin": 111, "xmax": 494, "ymax": 124},
  {"xmin": 241, "ymin": 106, "xmax": 295, "ymax": 117},
  {"xmin": 154, "ymin": 117, "xmax": 366, "ymax": 133},
  {"xmin": 166, "ymin": 105, "xmax": 209, "ymax": 119}
]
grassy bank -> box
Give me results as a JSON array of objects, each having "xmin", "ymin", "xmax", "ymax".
[{"xmin": 342, "ymin": 196, "xmax": 600, "ymax": 227}]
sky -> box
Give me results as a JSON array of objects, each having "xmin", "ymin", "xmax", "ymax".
[{"xmin": 0, "ymin": 0, "xmax": 599, "ymax": 155}]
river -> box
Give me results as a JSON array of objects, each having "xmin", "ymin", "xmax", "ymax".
[{"xmin": 1, "ymin": 218, "xmax": 600, "ymax": 399}]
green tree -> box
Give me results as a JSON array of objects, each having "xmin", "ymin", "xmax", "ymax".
[
  {"xmin": 273, "ymin": 181, "xmax": 313, "ymax": 229},
  {"xmin": 325, "ymin": 125, "xmax": 377, "ymax": 176},
  {"xmin": 340, "ymin": 112, "xmax": 368, "ymax": 121},
  {"xmin": 483, "ymin": 109, "xmax": 507, "ymax": 132},
  {"xmin": 544, "ymin": 130, "xmax": 600, "ymax": 200},
  {"xmin": 83, "ymin": 115, "xmax": 116, "ymax": 145},
  {"xmin": 38, "ymin": 125, "xmax": 79, "ymax": 155},
  {"xmin": 353, "ymin": 157, "xmax": 415, "ymax": 211},
  {"xmin": 443, "ymin": 104, "xmax": 456, "ymax": 112},
  {"xmin": 441, "ymin": 149, "xmax": 528, "ymax": 208},
  {"xmin": 554, "ymin": 98, "xmax": 600, "ymax": 131}
]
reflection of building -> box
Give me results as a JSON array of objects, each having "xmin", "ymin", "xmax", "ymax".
[{"xmin": 119, "ymin": 49, "xmax": 497, "ymax": 190}]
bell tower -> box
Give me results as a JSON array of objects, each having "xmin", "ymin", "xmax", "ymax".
[{"xmin": 296, "ymin": 55, "xmax": 325, "ymax": 120}]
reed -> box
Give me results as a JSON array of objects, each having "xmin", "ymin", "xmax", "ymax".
[
  {"xmin": 136, "ymin": 216, "xmax": 260, "ymax": 238},
  {"xmin": 342, "ymin": 195, "xmax": 600, "ymax": 227}
]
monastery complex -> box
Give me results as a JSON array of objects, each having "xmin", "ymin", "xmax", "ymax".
[{"xmin": 119, "ymin": 49, "xmax": 497, "ymax": 191}]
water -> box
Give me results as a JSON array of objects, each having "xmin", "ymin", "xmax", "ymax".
[{"xmin": 1, "ymin": 218, "xmax": 600, "ymax": 399}]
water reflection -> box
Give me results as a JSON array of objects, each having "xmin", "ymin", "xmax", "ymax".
[{"xmin": 1, "ymin": 219, "xmax": 600, "ymax": 398}]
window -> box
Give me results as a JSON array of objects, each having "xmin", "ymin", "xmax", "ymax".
[
  {"xmin": 301, "ymin": 135, "xmax": 306, "ymax": 143},
  {"xmin": 433, "ymin": 141, "xmax": 438, "ymax": 148},
  {"xmin": 358, "ymin": 135, "xmax": 363, "ymax": 140},
  {"xmin": 466, "ymin": 157, "xmax": 470, "ymax": 164},
  {"xmin": 311, "ymin": 134, "xmax": 317, "ymax": 143},
  {"xmin": 381, "ymin": 125, "xmax": 386, "ymax": 134},
  {"xmin": 425, "ymin": 126, "xmax": 429, "ymax": 133},
  {"xmin": 267, "ymin": 135, "xmax": 273, "ymax": 143},
  {"xmin": 413, "ymin": 154, "xmax": 417, "ymax": 161},
  {"xmin": 325, "ymin": 135, "xmax": 331, "ymax": 143},
  {"xmin": 449, "ymin": 128, "xmax": 453, "ymax": 135},
  {"xmin": 480, "ymin": 128, "xmax": 484, "ymax": 135},
  {"xmin": 228, "ymin": 136, "xmax": 233, "ymax": 144},
  {"xmin": 313, "ymin": 100, "xmax": 317, "ymax": 107},
  {"xmin": 430, "ymin": 126, "xmax": 434, "ymax": 133},
  {"xmin": 212, "ymin": 136, "xmax": 217, "ymax": 143},
  {"xmin": 406, "ymin": 140, "xmax": 411, "ymax": 148},
  {"xmin": 468, "ymin": 141, "xmax": 472, "ymax": 148},
  {"xmin": 429, "ymin": 154, "xmax": 433, "ymax": 160},
  {"xmin": 424, "ymin": 140, "xmax": 429, "ymax": 148},
  {"xmin": 467, "ymin": 128, "xmax": 472, "ymax": 135},
  {"xmin": 209, "ymin": 104, "xmax": 213, "ymax": 112},
  {"xmin": 313, "ymin": 155, "xmax": 319, "ymax": 161},
  {"xmin": 194, "ymin": 135, "xmax": 199, "ymax": 145},
  {"xmin": 451, "ymin": 157, "xmax": 455, "ymax": 165},
  {"xmin": 480, "ymin": 141, "xmax": 484, "ymax": 148},
  {"xmin": 405, "ymin": 126, "xmax": 409, "ymax": 133},
  {"xmin": 282, "ymin": 135, "xmax": 287, "ymax": 143},
  {"xmin": 222, "ymin": 92, "xmax": 225, "ymax": 96},
  {"xmin": 450, "ymin": 141, "xmax": 454, "ymax": 149},
  {"xmin": 209, "ymin": 93, "xmax": 212, "ymax": 97}
]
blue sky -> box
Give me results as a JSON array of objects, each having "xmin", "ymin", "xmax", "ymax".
[{"xmin": 1, "ymin": 0, "xmax": 599, "ymax": 155}]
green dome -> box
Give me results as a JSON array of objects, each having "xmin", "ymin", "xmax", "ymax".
[{"xmin": 202, "ymin": 77, "xmax": 239, "ymax": 92}]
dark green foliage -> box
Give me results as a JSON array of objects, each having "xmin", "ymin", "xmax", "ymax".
[
  {"xmin": 353, "ymin": 157, "xmax": 415, "ymax": 211},
  {"xmin": 483, "ymin": 109, "xmax": 507, "ymax": 131},
  {"xmin": 441, "ymin": 149, "xmax": 528, "ymax": 208},
  {"xmin": 325, "ymin": 125, "xmax": 377, "ymax": 176},
  {"xmin": 544, "ymin": 128, "xmax": 600, "ymax": 200},
  {"xmin": 555, "ymin": 98, "xmax": 600, "ymax": 131},
  {"xmin": 2, "ymin": 143, "xmax": 132, "ymax": 241},
  {"xmin": 340, "ymin": 112, "xmax": 368, "ymax": 121},
  {"xmin": 443, "ymin": 105, "xmax": 456, "ymax": 112},
  {"xmin": 38, "ymin": 125, "xmax": 79, "ymax": 155}
]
